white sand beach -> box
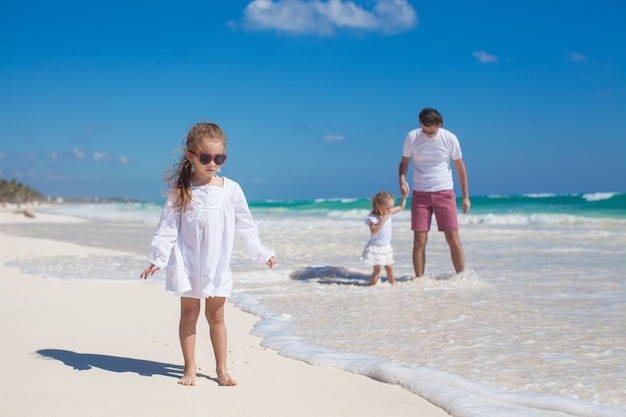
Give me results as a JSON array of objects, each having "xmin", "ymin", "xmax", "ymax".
[{"xmin": 0, "ymin": 209, "xmax": 451, "ymax": 417}]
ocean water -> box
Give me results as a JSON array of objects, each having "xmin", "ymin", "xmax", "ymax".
[{"xmin": 4, "ymin": 192, "xmax": 626, "ymax": 417}]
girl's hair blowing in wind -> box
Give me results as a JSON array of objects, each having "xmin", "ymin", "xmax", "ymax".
[{"xmin": 166, "ymin": 122, "xmax": 227, "ymax": 211}]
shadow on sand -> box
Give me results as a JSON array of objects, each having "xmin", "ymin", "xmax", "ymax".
[
  {"xmin": 289, "ymin": 266, "xmax": 460, "ymax": 285},
  {"xmin": 289, "ymin": 265, "xmax": 370, "ymax": 285},
  {"xmin": 36, "ymin": 349, "xmax": 215, "ymax": 383},
  {"xmin": 289, "ymin": 265, "xmax": 411, "ymax": 285}
]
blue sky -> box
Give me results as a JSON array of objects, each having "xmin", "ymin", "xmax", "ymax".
[{"xmin": 1, "ymin": 0, "xmax": 625, "ymax": 202}]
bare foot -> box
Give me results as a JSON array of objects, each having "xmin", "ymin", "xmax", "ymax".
[
  {"xmin": 178, "ymin": 367, "xmax": 197, "ymax": 386},
  {"xmin": 217, "ymin": 370, "xmax": 237, "ymax": 386}
]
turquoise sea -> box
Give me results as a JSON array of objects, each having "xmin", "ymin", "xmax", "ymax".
[
  {"xmin": 38, "ymin": 191, "xmax": 626, "ymax": 222},
  {"xmin": 249, "ymin": 192, "xmax": 626, "ymax": 219},
  {"xmin": 5, "ymin": 191, "xmax": 626, "ymax": 417}
]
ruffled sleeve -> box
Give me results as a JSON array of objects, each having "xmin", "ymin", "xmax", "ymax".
[
  {"xmin": 365, "ymin": 213, "xmax": 380, "ymax": 226},
  {"xmin": 231, "ymin": 181, "xmax": 275, "ymax": 265},
  {"xmin": 150, "ymin": 197, "xmax": 181, "ymax": 269}
]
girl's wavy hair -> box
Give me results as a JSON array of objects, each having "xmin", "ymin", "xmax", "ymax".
[
  {"xmin": 371, "ymin": 191, "xmax": 394, "ymax": 217},
  {"xmin": 165, "ymin": 122, "xmax": 227, "ymax": 211}
]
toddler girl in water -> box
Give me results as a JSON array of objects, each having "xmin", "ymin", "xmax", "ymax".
[
  {"xmin": 361, "ymin": 191, "xmax": 407, "ymax": 285},
  {"xmin": 140, "ymin": 122, "xmax": 276, "ymax": 387}
]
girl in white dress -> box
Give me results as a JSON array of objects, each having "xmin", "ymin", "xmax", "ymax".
[
  {"xmin": 140, "ymin": 122, "xmax": 276, "ymax": 387},
  {"xmin": 361, "ymin": 191, "xmax": 406, "ymax": 285}
]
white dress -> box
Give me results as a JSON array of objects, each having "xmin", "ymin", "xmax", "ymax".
[
  {"xmin": 361, "ymin": 213, "xmax": 394, "ymax": 266},
  {"xmin": 149, "ymin": 177, "xmax": 274, "ymax": 298}
]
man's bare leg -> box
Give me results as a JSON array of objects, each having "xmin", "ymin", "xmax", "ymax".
[
  {"xmin": 445, "ymin": 230, "xmax": 465, "ymax": 274},
  {"xmin": 413, "ymin": 231, "xmax": 428, "ymax": 277}
]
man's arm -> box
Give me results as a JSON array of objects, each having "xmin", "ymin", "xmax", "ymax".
[
  {"xmin": 453, "ymin": 158, "xmax": 470, "ymax": 213},
  {"xmin": 399, "ymin": 156, "xmax": 411, "ymax": 197}
]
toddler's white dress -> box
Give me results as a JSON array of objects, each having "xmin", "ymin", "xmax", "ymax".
[
  {"xmin": 361, "ymin": 213, "xmax": 394, "ymax": 266},
  {"xmin": 149, "ymin": 177, "xmax": 274, "ymax": 298}
]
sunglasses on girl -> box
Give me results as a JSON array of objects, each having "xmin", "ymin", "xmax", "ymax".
[{"xmin": 189, "ymin": 151, "xmax": 227, "ymax": 165}]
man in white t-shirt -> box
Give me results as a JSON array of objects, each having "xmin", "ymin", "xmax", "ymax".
[{"xmin": 398, "ymin": 108, "xmax": 470, "ymax": 278}]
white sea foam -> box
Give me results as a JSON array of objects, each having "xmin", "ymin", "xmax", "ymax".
[
  {"xmin": 313, "ymin": 197, "xmax": 359, "ymax": 203},
  {"xmin": 582, "ymin": 192, "xmax": 617, "ymax": 202},
  {"xmin": 460, "ymin": 213, "xmax": 621, "ymax": 226},
  {"xmin": 228, "ymin": 211, "xmax": 626, "ymax": 416},
  {"xmin": 41, "ymin": 202, "xmax": 163, "ymax": 224},
  {"xmin": 523, "ymin": 193, "xmax": 557, "ymax": 198}
]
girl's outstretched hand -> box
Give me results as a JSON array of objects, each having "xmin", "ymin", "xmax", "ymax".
[
  {"xmin": 140, "ymin": 264, "xmax": 160, "ymax": 279},
  {"xmin": 266, "ymin": 256, "xmax": 276, "ymax": 269}
]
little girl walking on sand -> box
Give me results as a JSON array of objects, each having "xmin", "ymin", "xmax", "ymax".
[
  {"xmin": 361, "ymin": 191, "xmax": 407, "ymax": 285},
  {"xmin": 140, "ymin": 122, "xmax": 276, "ymax": 386}
]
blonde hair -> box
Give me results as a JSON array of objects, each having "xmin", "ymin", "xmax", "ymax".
[
  {"xmin": 371, "ymin": 191, "xmax": 394, "ymax": 217},
  {"xmin": 166, "ymin": 122, "xmax": 227, "ymax": 211}
]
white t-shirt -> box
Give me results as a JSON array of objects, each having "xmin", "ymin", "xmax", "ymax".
[{"xmin": 402, "ymin": 127, "xmax": 462, "ymax": 192}]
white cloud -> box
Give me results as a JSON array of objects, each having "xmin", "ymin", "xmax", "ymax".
[
  {"xmin": 323, "ymin": 133, "xmax": 347, "ymax": 142},
  {"xmin": 92, "ymin": 152, "xmax": 129, "ymax": 163},
  {"xmin": 373, "ymin": 0, "xmax": 416, "ymax": 31},
  {"xmin": 93, "ymin": 152, "xmax": 112, "ymax": 161},
  {"xmin": 568, "ymin": 52, "xmax": 587, "ymax": 62},
  {"xmin": 44, "ymin": 173, "xmax": 69, "ymax": 181},
  {"xmin": 226, "ymin": 20, "xmax": 238, "ymax": 30},
  {"xmin": 72, "ymin": 147, "xmax": 86, "ymax": 159},
  {"xmin": 472, "ymin": 51, "xmax": 498, "ymax": 64},
  {"xmin": 242, "ymin": 0, "xmax": 417, "ymax": 35},
  {"xmin": 12, "ymin": 170, "xmax": 37, "ymax": 179},
  {"xmin": 316, "ymin": 0, "xmax": 383, "ymax": 30}
]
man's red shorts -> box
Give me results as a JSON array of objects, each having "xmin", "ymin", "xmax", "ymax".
[{"xmin": 410, "ymin": 190, "xmax": 459, "ymax": 232}]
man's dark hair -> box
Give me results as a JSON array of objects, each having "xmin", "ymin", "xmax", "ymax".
[{"xmin": 419, "ymin": 108, "xmax": 443, "ymax": 127}]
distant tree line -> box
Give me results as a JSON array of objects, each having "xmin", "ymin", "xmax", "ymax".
[{"xmin": 0, "ymin": 179, "xmax": 45, "ymax": 203}]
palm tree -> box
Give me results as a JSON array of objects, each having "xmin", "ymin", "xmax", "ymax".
[{"xmin": 0, "ymin": 179, "xmax": 45, "ymax": 203}]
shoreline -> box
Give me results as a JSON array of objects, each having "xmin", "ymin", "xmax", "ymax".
[{"xmin": 0, "ymin": 209, "xmax": 451, "ymax": 417}]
